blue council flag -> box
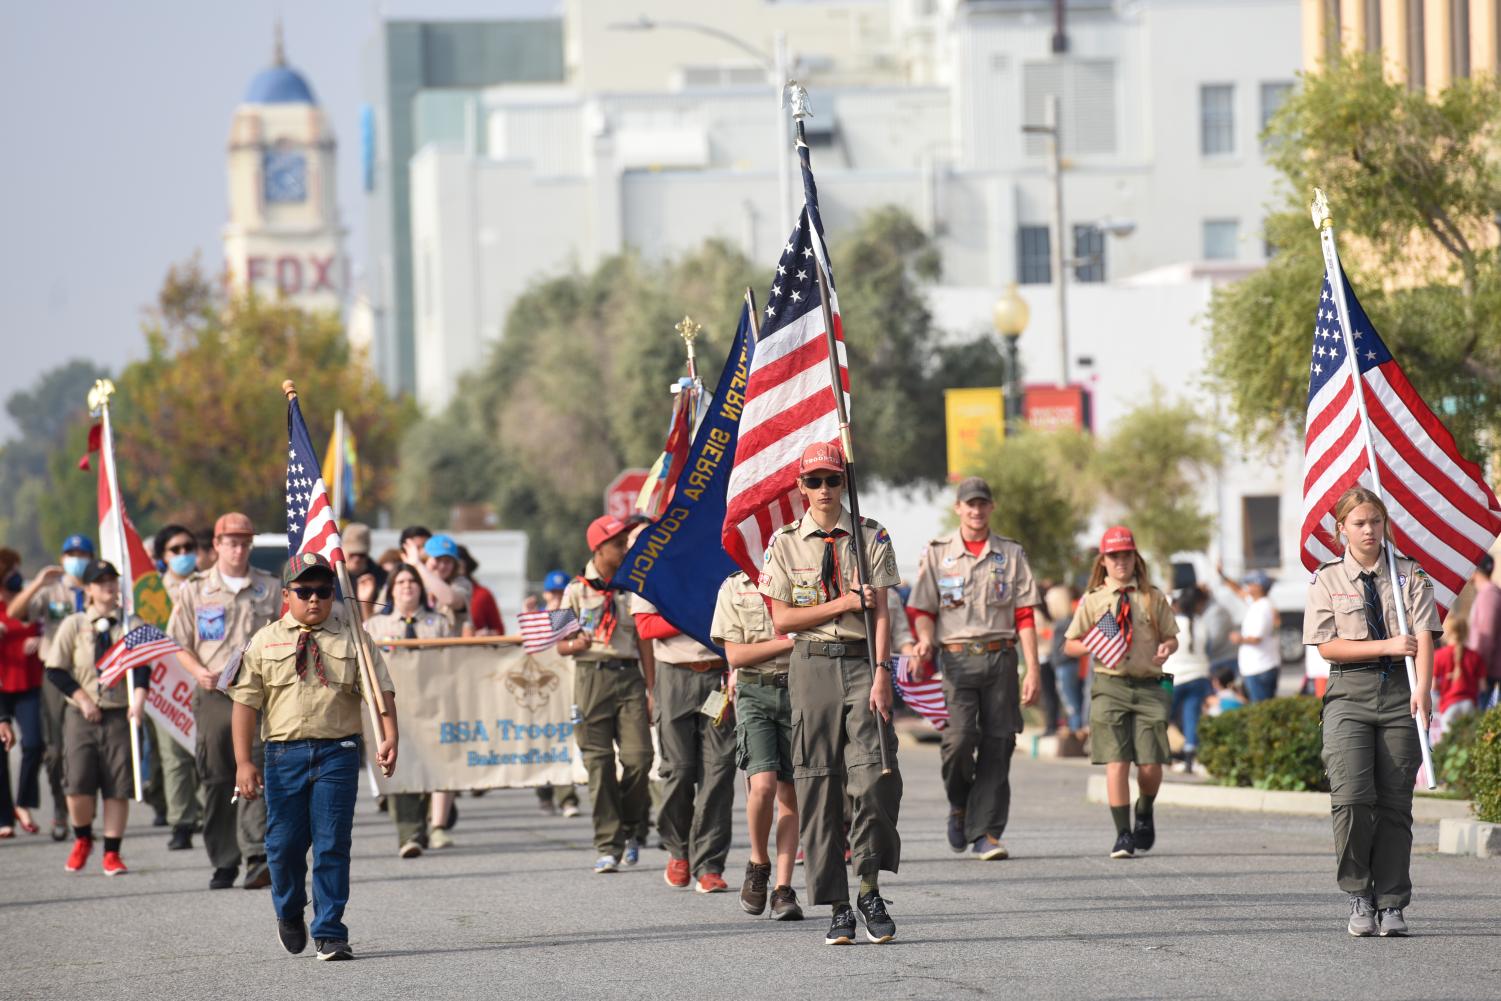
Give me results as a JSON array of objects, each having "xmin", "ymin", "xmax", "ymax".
[{"xmin": 610, "ymin": 303, "xmax": 755, "ymax": 651}]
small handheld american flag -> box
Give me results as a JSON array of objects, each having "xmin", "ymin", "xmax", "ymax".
[
  {"xmin": 893, "ymin": 655, "xmax": 947, "ymax": 730},
  {"xmin": 98, "ymin": 625, "xmax": 182, "ymax": 687},
  {"xmin": 1082, "ymin": 612, "xmax": 1129, "ymax": 669},
  {"xmin": 518, "ymin": 609, "xmax": 581, "ymax": 654}
]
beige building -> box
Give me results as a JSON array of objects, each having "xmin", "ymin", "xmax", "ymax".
[
  {"xmin": 1302, "ymin": 0, "xmax": 1501, "ymax": 90},
  {"xmin": 223, "ymin": 31, "xmax": 347, "ymax": 313}
]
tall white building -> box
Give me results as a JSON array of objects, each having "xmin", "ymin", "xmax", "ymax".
[{"xmin": 223, "ymin": 30, "xmax": 347, "ymax": 313}]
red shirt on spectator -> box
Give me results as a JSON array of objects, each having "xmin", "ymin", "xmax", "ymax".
[
  {"xmin": 0, "ymin": 610, "xmax": 43, "ymax": 692},
  {"xmin": 1435, "ymin": 643, "xmax": 1486, "ymax": 714},
  {"xmin": 470, "ymin": 582, "xmax": 505, "ymax": 635}
]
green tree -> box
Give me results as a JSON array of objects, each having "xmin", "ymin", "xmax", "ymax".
[
  {"xmin": 962, "ymin": 428, "xmax": 1097, "ymax": 581},
  {"xmin": 1206, "ymin": 54, "xmax": 1501, "ymax": 454},
  {"xmin": 1094, "ymin": 398, "xmax": 1222, "ymax": 570}
]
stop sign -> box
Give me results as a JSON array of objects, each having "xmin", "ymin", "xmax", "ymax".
[{"xmin": 604, "ymin": 468, "xmax": 649, "ymax": 520}]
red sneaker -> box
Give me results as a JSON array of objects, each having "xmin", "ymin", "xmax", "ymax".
[
  {"xmin": 102, "ymin": 850, "xmax": 128, "ymax": 876},
  {"xmin": 664, "ymin": 857, "xmax": 690, "ymax": 888},
  {"xmin": 64, "ymin": 837, "xmax": 93, "ymax": 873},
  {"xmin": 695, "ymin": 872, "xmax": 728, "ymax": 894}
]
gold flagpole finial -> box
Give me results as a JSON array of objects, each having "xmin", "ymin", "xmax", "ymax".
[
  {"xmin": 675, "ymin": 315, "xmax": 702, "ymax": 366},
  {"xmin": 1310, "ymin": 188, "xmax": 1332, "ymax": 231},
  {"xmin": 86, "ymin": 378, "xmax": 116, "ymax": 416}
]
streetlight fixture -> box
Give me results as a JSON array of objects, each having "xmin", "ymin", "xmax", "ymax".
[
  {"xmin": 993, "ymin": 283, "xmax": 1029, "ymax": 432},
  {"xmin": 607, "ymin": 17, "xmax": 793, "ymax": 223}
]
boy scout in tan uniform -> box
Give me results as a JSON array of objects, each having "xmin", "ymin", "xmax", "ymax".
[
  {"xmin": 558, "ymin": 515, "xmax": 655, "ymax": 873},
  {"xmin": 166, "ymin": 512, "xmax": 281, "ymax": 890},
  {"xmin": 230, "ymin": 553, "xmax": 399, "ymax": 961},
  {"xmin": 761, "ymin": 442, "xmax": 901, "ymax": 945},
  {"xmin": 909, "ymin": 477, "xmax": 1042, "ymax": 861},
  {"xmin": 1303, "ymin": 486, "xmax": 1439, "ymax": 938},
  {"xmin": 632, "ymin": 593, "xmax": 735, "ymax": 892}
]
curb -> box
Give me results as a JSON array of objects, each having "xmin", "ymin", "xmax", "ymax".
[
  {"xmin": 1438, "ymin": 818, "xmax": 1501, "ymax": 858},
  {"xmin": 1083, "ymin": 774, "xmax": 1472, "ymax": 822}
]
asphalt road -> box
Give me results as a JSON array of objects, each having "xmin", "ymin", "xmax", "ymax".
[{"xmin": 6, "ymin": 742, "xmax": 1497, "ymax": 1000}]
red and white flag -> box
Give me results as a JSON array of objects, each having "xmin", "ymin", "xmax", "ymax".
[
  {"xmin": 721, "ymin": 142, "xmax": 848, "ymax": 575},
  {"xmin": 286, "ymin": 396, "xmax": 345, "ymax": 564},
  {"xmin": 517, "ymin": 609, "xmax": 581, "ymax": 654},
  {"xmin": 85, "ymin": 415, "xmax": 171, "ymax": 629},
  {"xmin": 1082, "ymin": 612, "xmax": 1129, "ymax": 669},
  {"xmin": 1301, "ymin": 268, "xmax": 1501, "ymax": 614},
  {"xmin": 98, "ymin": 625, "xmax": 184, "ymax": 688},
  {"xmin": 893, "ymin": 656, "xmax": 947, "ymax": 730}
]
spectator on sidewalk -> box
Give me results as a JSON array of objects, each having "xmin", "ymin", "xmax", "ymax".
[
  {"xmin": 1464, "ymin": 555, "xmax": 1499, "ymax": 709},
  {"xmin": 1165, "ymin": 586, "xmax": 1213, "ymax": 774},
  {"xmin": 1434, "ymin": 616, "xmax": 1485, "ymax": 738},
  {"xmin": 0, "ymin": 549, "xmax": 45, "ymax": 837},
  {"xmin": 1224, "ymin": 569, "xmax": 1281, "ymax": 702}
]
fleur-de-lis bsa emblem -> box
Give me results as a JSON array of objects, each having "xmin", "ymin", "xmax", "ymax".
[{"xmin": 505, "ymin": 661, "xmax": 560, "ymax": 712}]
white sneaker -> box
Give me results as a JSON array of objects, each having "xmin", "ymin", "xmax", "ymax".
[
  {"xmin": 561, "ymin": 803, "xmax": 581, "ymax": 818},
  {"xmin": 593, "ymin": 854, "xmax": 619, "ymax": 874},
  {"xmin": 429, "ymin": 828, "xmax": 454, "ymax": 849}
]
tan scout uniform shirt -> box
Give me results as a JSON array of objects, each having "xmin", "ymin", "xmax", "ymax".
[
  {"xmin": 167, "ymin": 567, "xmax": 282, "ymax": 672},
  {"xmin": 363, "ymin": 609, "xmax": 453, "ymax": 644},
  {"xmin": 1065, "ymin": 576, "xmax": 1178, "ymax": 679},
  {"xmin": 909, "ymin": 531, "xmax": 1041, "ymax": 643},
  {"xmin": 711, "ymin": 572, "xmax": 790, "ymax": 672},
  {"xmin": 630, "ymin": 594, "xmax": 718, "ymax": 664},
  {"xmin": 230, "ymin": 613, "xmax": 395, "ymax": 742},
  {"xmin": 48, "ymin": 609, "xmax": 144, "ymax": 709},
  {"xmin": 759, "ymin": 510, "xmax": 901, "ymax": 641},
  {"xmin": 1303, "ymin": 549, "xmax": 1441, "ymax": 649},
  {"xmin": 440, "ymin": 574, "xmax": 474, "ymax": 633},
  {"xmin": 27, "ymin": 577, "xmax": 86, "ymax": 664},
  {"xmin": 563, "ymin": 561, "xmax": 639, "ymax": 662}
]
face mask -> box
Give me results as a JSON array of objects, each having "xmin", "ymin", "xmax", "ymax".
[
  {"xmin": 63, "ymin": 557, "xmax": 89, "ymax": 581},
  {"xmin": 2, "ymin": 572, "xmax": 21, "ymax": 593},
  {"xmin": 168, "ymin": 553, "xmax": 199, "ymax": 577}
]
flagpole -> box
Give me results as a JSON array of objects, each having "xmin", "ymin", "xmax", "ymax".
[
  {"xmin": 788, "ymin": 83, "xmax": 892, "ymax": 776},
  {"xmin": 87, "ymin": 379, "xmax": 145, "ymax": 803},
  {"xmin": 332, "ymin": 409, "xmax": 345, "ymax": 526},
  {"xmin": 282, "ymin": 382, "xmax": 391, "ymax": 750},
  {"xmin": 1310, "ymin": 188, "xmax": 1436, "ymax": 790}
]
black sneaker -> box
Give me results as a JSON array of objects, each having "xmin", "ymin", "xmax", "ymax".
[
  {"xmin": 824, "ymin": 905, "xmax": 857, "ymax": 945},
  {"xmin": 167, "ymin": 826, "xmax": 193, "ymax": 851},
  {"xmin": 769, "ymin": 885, "xmax": 804, "ymax": 921},
  {"xmin": 277, "ymin": 918, "xmax": 307, "ymax": 955},
  {"xmin": 1110, "ymin": 831, "xmax": 1136, "ymax": 859},
  {"xmin": 316, "ymin": 939, "xmax": 354, "ymax": 961},
  {"xmin": 1133, "ymin": 813, "xmax": 1156, "ymax": 853},
  {"xmin": 740, "ymin": 861, "xmax": 771, "ymax": 915},
  {"xmin": 856, "ymin": 891, "xmax": 896, "ymax": 943},
  {"xmin": 946, "ymin": 810, "xmax": 967, "ymax": 853},
  {"xmin": 243, "ymin": 855, "xmax": 272, "ymax": 890},
  {"xmin": 209, "ymin": 866, "xmax": 238, "ymax": 889},
  {"xmin": 152, "ymin": 810, "xmax": 169, "ymax": 827}
]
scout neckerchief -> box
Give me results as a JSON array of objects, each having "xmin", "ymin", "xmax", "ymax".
[
  {"xmin": 811, "ymin": 527, "xmax": 848, "ymax": 601},
  {"xmin": 1357, "ymin": 569, "xmax": 1389, "ymax": 644},
  {"xmin": 295, "ymin": 625, "xmax": 330, "ymax": 686},
  {"xmin": 93, "ymin": 615, "xmax": 117, "ymax": 680},
  {"xmin": 402, "ymin": 615, "xmax": 418, "ymax": 639},
  {"xmin": 580, "ymin": 574, "xmax": 620, "ymax": 644},
  {"xmin": 1114, "ymin": 584, "xmax": 1134, "ymax": 651}
]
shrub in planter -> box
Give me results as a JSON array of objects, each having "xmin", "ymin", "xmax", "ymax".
[
  {"xmin": 1469, "ymin": 706, "xmax": 1501, "ymax": 824},
  {"xmin": 1432, "ymin": 709, "xmax": 1484, "ymax": 800},
  {"xmin": 1198, "ymin": 709, "xmax": 1252, "ymax": 787},
  {"xmin": 1199, "ymin": 696, "xmax": 1327, "ymax": 792}
]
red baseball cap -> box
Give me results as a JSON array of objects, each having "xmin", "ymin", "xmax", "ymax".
[
  {"xmin": 1099, "ymin": 525, "xmax": 1136, "ymax": 554},
  {"xmin": 586, "ymin": 515, "xmax": 630, "ymax": 551},
  {"xmin": 214, "ymin": 512, "xmax": 254, "ymax": 538},
  {"xmin": 798, "ymin": 441, "xmax": 845, "ymax": 474}
]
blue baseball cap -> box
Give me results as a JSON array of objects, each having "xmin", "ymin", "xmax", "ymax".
[
  {"xmin": 61, "ymin": 534, "xmax": 95, "ymax": 556},
  {"xmin": 1243, "ymin": 570, "xmax": 1273, "ymax": 590},
  {"xmin": 543, "ymin": 570, "xmax": 569, "ymax": 592},
  {"xmin": 423, "ymin": 534, "xmax": 460, "ymax": 560}
]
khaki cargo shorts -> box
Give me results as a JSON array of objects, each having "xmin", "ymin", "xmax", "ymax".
[{"xmin": 1089, "ymin": 673, "xmax": 1171, "ymax": 765}]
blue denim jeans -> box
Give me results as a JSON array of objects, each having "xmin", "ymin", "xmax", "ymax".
[
  {"xmin": 1170, "ymin": 677, "xmax": 1212, "ymax": 752},
  {"xmin": 1244, "ymin": 670, "xmax": 1280, "ymax": 704},
  {"xmin": 263, "ymin": 736, "xmax": 360, "ymax": 941},
  {"xmin": 0, "ymin": 687, "xmax": 45, "ymax": 808},
  {"xmin": 1054, "ymin": 662, "xmax": 1086, "ymax": 731}
]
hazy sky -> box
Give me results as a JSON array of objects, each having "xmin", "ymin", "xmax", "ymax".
[{"xmin": 0, "ymin": 1, "xmax": 557, "ymax": 439}]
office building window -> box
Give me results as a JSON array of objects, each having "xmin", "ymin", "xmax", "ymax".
[
  {"xmin": 1203, "ymin": 219, "xmax": 1239, "ymax": 260},
  {"xmin": 1260, "ymin": 82, "xmax": 1293, "ymax": 137},
  {"xmin": 1242, "ymin": 496, "xmax": 1281, "ymax": 570},
  {"xmin": 1073, "ymin": 225, "xmax": 1104, "ymax": 283},
  {"xmin": 1200, "ymin": 84, "xmax": 1235, "ymax": 155},
  {"xmin": 1016, "ymin": 225, "xmax": 1051, "ymax": 285}
]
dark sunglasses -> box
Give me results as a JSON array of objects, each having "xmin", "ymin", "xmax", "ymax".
[
  {"xmin": 801, "ymin": 474, "xmax": 843, "ymax": 489},
  {"xmin": 166, "ymin": 543, "xmax": 198, "ymax": 554},
  {"xmin": 290, "ymin": 585, "xmax": 335, "ymax": 600}
]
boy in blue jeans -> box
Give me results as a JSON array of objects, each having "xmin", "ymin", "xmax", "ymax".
[{"xmin": 230, "ymin": 554, "xmax": 398, "ymax": 961}]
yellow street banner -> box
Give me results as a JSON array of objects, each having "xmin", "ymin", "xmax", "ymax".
[
  {"xmin": 364, "ymin": 643, "xmax": 588, "ymax": 794},
  {"xmin": 944, "ymin": 387, "xmax": 1005, "ymax": 479}
]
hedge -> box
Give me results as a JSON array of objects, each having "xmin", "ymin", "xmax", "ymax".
[
  {"xmin": 1463, "ymin": 706, "xmax": 1501, "ymax": 824},
  {"xmin": 1198, "ymin": 696, "xmax": 1327, "ymax": 792}
]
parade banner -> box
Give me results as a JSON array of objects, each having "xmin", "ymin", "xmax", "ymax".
[
  {"xmin": 143, "ymin": 655, "xmax": 197, "ymax": 753},
  {"xmin": 364, "ymin": 642, "xmax": 587, "ymax": 794}
]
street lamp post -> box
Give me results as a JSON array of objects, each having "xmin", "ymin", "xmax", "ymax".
[{"xmin": 993, "ymin": 283, "xmax": 1030, "ymax": 434}]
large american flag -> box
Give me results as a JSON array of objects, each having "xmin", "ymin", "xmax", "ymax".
[
  {"xmin": 98, "ymin": 624, "xmax": 182, "ymax": 687},
  {"xmin": 893, "ymin": 655, "xmax": 947, "ymax": 730},
  {"xmin": 1082, "ymin": 612, "xmax": 1128, "ymax": 669},
  {"xmin": 517, "ymin": 609, "xmax": 581, "ymax": 654},
  {"xmin": 721, "ymin": 141, "xmax": 849, "ymax": 574},
  {"xmin": 1301, "ymin": 268, "xmax": 1501, "ymax": 614},
  {"xmin": 286, "ymin": 397, "xmax": 345, "ymax": 564}
]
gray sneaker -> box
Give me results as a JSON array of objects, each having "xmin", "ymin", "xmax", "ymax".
[
  {"xmin": 1347, "ymin": 895, "xmax": 1377, "ymax": 937},
  {"xmin": 1378, "ymin": 907, "xmax": 1409, "ymax": 937}
]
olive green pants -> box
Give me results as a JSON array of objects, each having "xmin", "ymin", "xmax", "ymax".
[
  {"xmin": 41, "ymin": 682, "xmax": 69, "ymax": 823},
  {"xmin": 939, "ymin": 647, "xmax": 1021, "ymax": 843},
  {"xmin": 1322, "ymin": 666, "xmax": 1420, "ymax": 909},
  {"xmin": 654, "ymin": 665, "xmax": 735, "ymax": 876},
  {"xmin": 194, "ymin": 688, "xmax": 267, "ymax": 869},
  {"xmin": 392, "ymin": 793, "xmax": 430, "ymax": 846},
  {"xmin": 152, "ymin": 719, "xmax": 202, "ymax": 829},
  {"xmin": 790, "ymin": 643, "xmax": 902, "ymax": 906},
  {"xmin": 573, "ymin": 660, "xmax": 653, "ymax": 858}
]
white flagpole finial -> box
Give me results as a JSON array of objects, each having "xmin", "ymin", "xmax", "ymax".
[
  {"xmin": 1310, "ymin": 188, "xmax": 1332, "ymax": 231},
  {"xmin": 87, "ymin": 378, "xmax": 116, "ymax": 416},
  {"xmin": 783, "ymin": 80, "xmax": 812, "ymax": 121}
]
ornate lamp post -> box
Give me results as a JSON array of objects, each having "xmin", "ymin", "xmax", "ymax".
[{"xmin": 992, "ymin": 283, "xmax": 1030, "ymax": 433}]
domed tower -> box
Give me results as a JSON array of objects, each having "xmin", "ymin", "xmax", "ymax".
[{"xmin": 223, "ymin": 24, "xmax": 346, "ymax": 313}]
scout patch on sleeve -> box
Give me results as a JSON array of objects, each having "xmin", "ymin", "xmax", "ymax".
[{"xmin": 196, "ymin": 605, "xmax": 227, "ymax": 642}]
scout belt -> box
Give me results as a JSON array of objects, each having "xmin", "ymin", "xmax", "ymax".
[
  {"xmin": 942, "ymin": 639, "xmax": 1015, "ymax": 655},
  {"xmin": 796, "ymin": 640, "xmax": 868, "ymax": 658},
  {"xmin": 583, "ymin": 658, "xmax": 636, "ymax": 671},
  {"xmin": 737, "ymin": 669, "xmax": 789, "ymax": 688},
  {"xmin": 668, "ymin": 659, "xmax": 727, "ymax": 673}
]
